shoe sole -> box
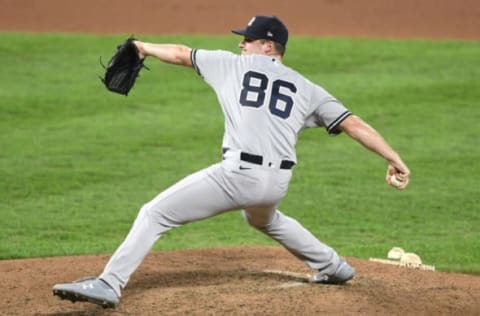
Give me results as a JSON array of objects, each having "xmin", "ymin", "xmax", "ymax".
[
  {"xmin": 53, "ymin": 288, "xmax": 116, "ymax": 309},
  {"xmin": 311, "ymin": 275, "xmax": 353, "ymax": 284},
  {"xmin": 311, "ymin": 261, "xmax": 355, "ymax": 284}
]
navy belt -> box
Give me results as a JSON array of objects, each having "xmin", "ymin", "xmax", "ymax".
[{"xmin": 222, "ymin": 148, "xmax": 295, "ymax": 170}]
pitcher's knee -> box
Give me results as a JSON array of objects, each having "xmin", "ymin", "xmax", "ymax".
[
  {"xmin": 139, "ymin": 202, "xmax": 178, "ymax": 229},
  {"xmin": 136, "ymin": 203, "xmax": 151, "ymax": 220},
  {"xmin": 241, "ymin": 210, "xmax": 270, "ymax": 230}
]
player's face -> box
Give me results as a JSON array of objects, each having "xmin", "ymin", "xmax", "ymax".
[{"xmin": 238, "ymin": 38, "xmax": 272, "ymax": 56}]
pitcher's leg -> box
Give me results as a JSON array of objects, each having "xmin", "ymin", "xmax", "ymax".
[
  {"xmin": 100, "ymin": 203, "xmax": 166, "ymax": 297},
  {"xmin": 101, "ymin": 164, "xmax": 235, "ymax": 296},
  {"xmin": 243, "ymin": 207, "xmax": 340, "ymax": 274}
]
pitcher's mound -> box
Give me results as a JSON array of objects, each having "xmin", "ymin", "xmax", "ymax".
[{"xmin": 1, "ymin": 246, "xmax": 479, "ymax": 315}]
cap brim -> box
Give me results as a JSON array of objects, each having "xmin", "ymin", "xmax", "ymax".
[
  {"xmin": 232, "ymin": 29, "xmax": 247, "ymax": 36},
  {"xmin": 232, "ymin": 29, "xmax": 261, "ymax": 41}
]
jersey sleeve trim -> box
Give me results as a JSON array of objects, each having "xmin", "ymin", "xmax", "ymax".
[
  {"xmin": 190, "ymin": 49, "xmax": 202, "ymax": 76},
  {"xmin": 327, "ymin": 111, "xmax": 351, "ymax": 135}
]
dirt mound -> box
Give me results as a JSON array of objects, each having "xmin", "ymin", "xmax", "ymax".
[{"xmin": 1, "ymin": 246, "xmax": 479, "ymax": 315}]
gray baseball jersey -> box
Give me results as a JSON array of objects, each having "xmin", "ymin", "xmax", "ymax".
[
  {"xmin": 100, "ymin": 49, "xmax": 351, "ymax": 297},
  {"xmin": 191, "ymin": 49, "xmax": 351, "ymax": 162}
]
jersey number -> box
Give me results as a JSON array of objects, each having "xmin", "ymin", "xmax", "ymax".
[{"xmin": 239, "ymin": 71, "xmax": 297, "ymax": 119}]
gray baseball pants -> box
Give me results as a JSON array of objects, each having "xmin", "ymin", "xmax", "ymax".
[{"xmin": 100, "ymin": 150, "xmax": 340, "ymax": 297}]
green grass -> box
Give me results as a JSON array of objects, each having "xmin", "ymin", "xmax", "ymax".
[{"xmin": 0, "ymin": 33, "xmax": 479, "ymax": 274}]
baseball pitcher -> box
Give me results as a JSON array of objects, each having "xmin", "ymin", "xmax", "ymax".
[{"xmin": 53, "ymin": 15, "xmax": 410, "ymax": 308}]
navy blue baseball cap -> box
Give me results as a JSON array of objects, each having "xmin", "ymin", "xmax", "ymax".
[{"xmin": 232, "ymin": 15, "xmax": 288, "ymax": 47}]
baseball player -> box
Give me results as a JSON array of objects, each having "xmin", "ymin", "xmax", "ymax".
[{"xmin": 53, "ymin": 15, "xmax": 410, "ymax": 308}]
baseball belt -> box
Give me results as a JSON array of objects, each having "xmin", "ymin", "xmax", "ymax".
[{"xmin": 222, "ymin": 148, "xmax": 295, "ymax": 170}]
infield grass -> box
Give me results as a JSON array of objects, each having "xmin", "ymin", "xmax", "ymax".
[{"xmin": 0, "ymin": 33, "xmax": 479, "ymax": 274}]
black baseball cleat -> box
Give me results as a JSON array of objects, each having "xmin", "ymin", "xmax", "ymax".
[
  {"xmin": 53, "ymin": 276, "xmax": 120, "ymax": 308},
  {"xmin": 311, "ymin": 259, "xmax": 355, "ymax": 284}
]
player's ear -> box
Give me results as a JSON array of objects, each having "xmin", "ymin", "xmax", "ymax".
[{"xmin": 264, "ymin": 40, "xmax": 274, "ymax": 53}]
